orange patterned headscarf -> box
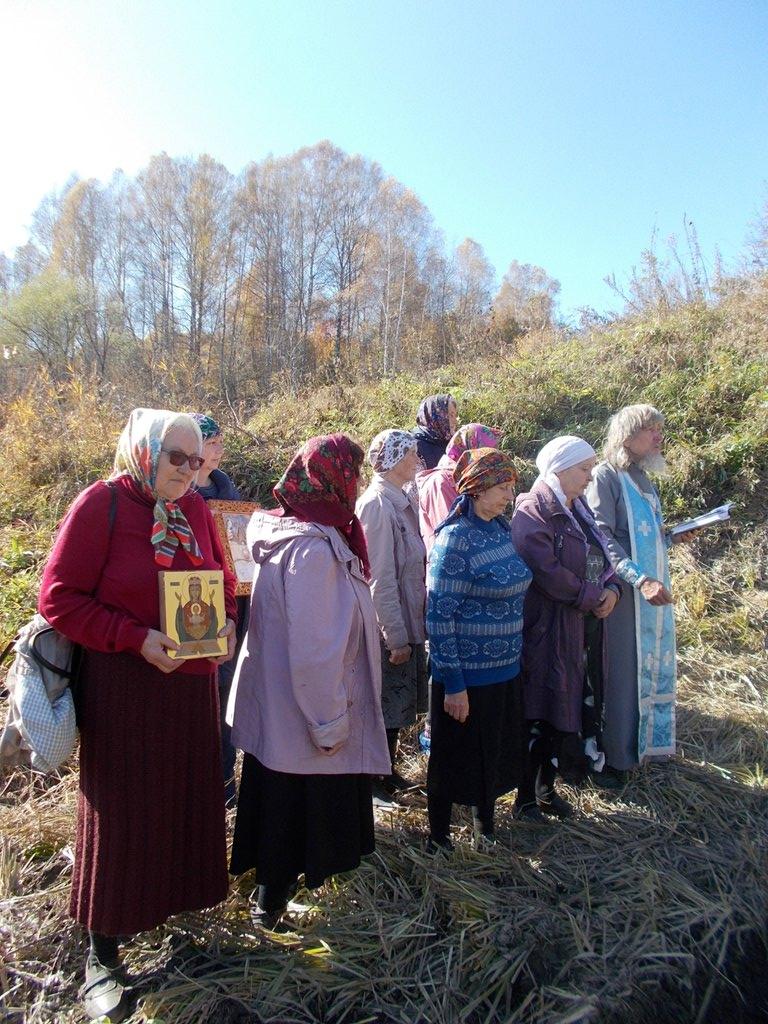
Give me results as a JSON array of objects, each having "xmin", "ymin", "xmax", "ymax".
[{"xmin": 453, "ymin": 448, "xmax": 518, "ymax": 496}]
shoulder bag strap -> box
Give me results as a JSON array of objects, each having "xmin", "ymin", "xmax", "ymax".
[{"xmin": 29, "ymin": 481, "xmax": 120, "ymax": 677}]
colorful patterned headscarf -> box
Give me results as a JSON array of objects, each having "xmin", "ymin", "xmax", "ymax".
[
  {"xmin": 113, "ymin": 408, "xmax": 204, "ymax": 568},
  {"xmin": 454, "ymin": 448, "xmax": 518, "ymax": 496},
  {"xmin": 368, "ymin": 429, "xmax": 418, "ymax": 473},
  {"xmin": 415, "ymin": 394, "xmax": 455, "ymax": 444},
  {"xmin": 191, "ymin": 413, "xmax": 222, "ymax": 440},
  {"xmin": 435, "ymin": 448, "xmax": 518, "ymax": 535},
  {"xmin": 445, "ymin": 423, "xmax": 501, "ymax": 463},
  {"xmin": 273, "ymin": 433, "xmax": 371, "ymax": 577}
]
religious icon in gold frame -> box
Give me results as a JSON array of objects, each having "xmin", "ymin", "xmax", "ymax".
[
  {"xmin": 207, "ymin": 500, "xmax": 259, "ymax": 596},
  {"xmin": 158, "ymin": 570, "xmax": 228, "ymax": 659}
]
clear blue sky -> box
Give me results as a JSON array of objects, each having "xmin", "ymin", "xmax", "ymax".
[{"xmin": 2, "ymin": 0, "xmax": 767, "ymax": 316}]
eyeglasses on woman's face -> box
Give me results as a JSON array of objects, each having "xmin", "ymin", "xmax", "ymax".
[{"xmin": 161, "ymin": 449, "xmax": 205, "ymax": 471}]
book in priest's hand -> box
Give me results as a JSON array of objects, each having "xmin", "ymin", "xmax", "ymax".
[
  {"xmin": 158, "ymin": 569, "xmax": 227, "ymax": 660},
  {"xmin": 668, "ymin": 502, "xmax": 733, "ymax": 537}
]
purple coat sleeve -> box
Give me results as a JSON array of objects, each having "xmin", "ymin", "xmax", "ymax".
[{"xmin": 510, "ymin": 509, "xmax": 604, "ymax": 613}]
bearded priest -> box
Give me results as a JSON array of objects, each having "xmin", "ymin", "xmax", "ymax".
[{"xmin": 586, "ymin": 404, "xmax": 697, "ymax": 782}]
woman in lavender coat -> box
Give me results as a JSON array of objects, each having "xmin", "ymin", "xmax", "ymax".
[
  {"xmin": 510, "ymin": 436, "xmax": 621, "ymax": 820},
  {"xmin": 227, "ymin": 434, "xmax": 390, "ymax": 929}
]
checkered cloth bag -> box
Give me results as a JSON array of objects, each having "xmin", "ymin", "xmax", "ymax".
[
  {"xmin": 0, "ymin": 482, "xmax": 117, "ymax": 775},
  {"xmin": 0, "ymin": 614, "xmax": 79, "ymax": 773}
]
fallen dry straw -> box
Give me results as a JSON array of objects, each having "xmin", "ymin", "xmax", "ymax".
[{"xmin": 2, "ymin": 659, "xmax": 768, "ymax": 1024}]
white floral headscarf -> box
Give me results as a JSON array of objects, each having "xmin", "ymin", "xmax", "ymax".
[{"xmin": 367, "ymin": 429, "xmax": 418, "ymax": 473}]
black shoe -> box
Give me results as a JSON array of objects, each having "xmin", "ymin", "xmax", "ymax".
[
  {"xmin": 512, "ymin": 800, "xmax": 547, "ymax": 823},
  {"xmin": 371, "ymin": 780, "xmax": 397, "ymax": 808},
  {"xmin": 250, "ymin": 902, "xmax": 291, "ymax": 933},
  {"xmin": 82, "ymin": 957, "xmax": 129, "ymax": 1022},
  {"xmin": 384, "ymin": 770, "xmax": 414, "ymax": 793},
  {"xmin": 591, "ymin": 766, "xmax": 628, "ymax": 790},
  {"xmin": 538, "ymin": 792, "xmax": 575, "ymax": 819},
  {"xmin": 425, "ymin": 834, "xmax": 454, "ymax": 855}
]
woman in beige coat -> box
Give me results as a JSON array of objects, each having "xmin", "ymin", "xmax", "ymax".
[{"xmin": 356, "ymin": 429, "xmax": 428, "ymax": 800}]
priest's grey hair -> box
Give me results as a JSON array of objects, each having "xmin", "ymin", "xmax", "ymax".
[{"xmin": 603, "ymin": 404, "xmax": 665, "ymax": 470}]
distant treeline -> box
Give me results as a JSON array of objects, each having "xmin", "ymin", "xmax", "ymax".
[
  {"xmin": 2, "ymin": 141, "xmax": 765, "ymax": 408},
  {"xmin": 0, "ymin": 142, "xmax": 561, "ymax": 405}
]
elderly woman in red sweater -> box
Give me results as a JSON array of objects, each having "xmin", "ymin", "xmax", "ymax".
[{"xmin": 39, "ymin": 408, "xmax": 236, "ymax": 1023}]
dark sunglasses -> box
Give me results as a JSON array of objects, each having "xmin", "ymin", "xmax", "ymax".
[{"xmin": 161, "ymin": 448, "xmax": 205, "ymax": 471}]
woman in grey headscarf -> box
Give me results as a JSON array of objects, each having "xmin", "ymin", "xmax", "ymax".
[
  {"xmin": 191, "ymin": 412, "xmax": 249, "ymax": 807},
  {"xmin": 412, "ymin": 394, "xmax": 459, "ymax": 469}
]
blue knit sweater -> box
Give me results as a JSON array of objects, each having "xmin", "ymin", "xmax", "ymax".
[{"xmin": 427, "ymin": 505, "xmax": 532, "ymax": 694}]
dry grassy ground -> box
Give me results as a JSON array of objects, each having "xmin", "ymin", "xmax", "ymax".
[
  {"xmin": 1, "ymin": 292, "xmax": 767, "ymax": 1022},
  {"xmin": 1, "ymin": 636, "xmax": 767, "ymax": 1024}
]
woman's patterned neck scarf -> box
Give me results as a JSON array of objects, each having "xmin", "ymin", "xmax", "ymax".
[
  {"xmin": 113, "ymin": 408, "xmax": 204, "ymax": 568},
  {"xmin": 273, "ymin": 433, "xmax": 371, "ymax": 578},
  {"xmin": 415, "ymin": 394, "xmax": 455, "ymax": 444}
]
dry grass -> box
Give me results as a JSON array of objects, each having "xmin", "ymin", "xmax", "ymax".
[
  {"xmin": 1, "ymin": 290, "xmax": 767, "ymax": 1022},
  {"xmin": 2, "ymin": 651, "xmax": 768, "ymax": 1024},
  {"xmin": 2, "ymin": 506, "xmax": 767, "ymax": 1024}
]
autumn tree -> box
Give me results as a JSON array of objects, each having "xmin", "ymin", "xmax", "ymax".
[
  {"xmin": 452, "ymin": 238, "xmax": 494, "ymax": 350},
  {"xmin": 0, "ymin": 143, "xmax": 575, "ymax": 400},
  {"xmin": 493, "ymin": 259, "xmax": 560, "ymax": 337}
]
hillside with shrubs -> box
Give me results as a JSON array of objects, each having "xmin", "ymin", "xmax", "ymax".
[{"xmin": 1, "ymin": 211, "xmax": 767, "ymax": 1020}]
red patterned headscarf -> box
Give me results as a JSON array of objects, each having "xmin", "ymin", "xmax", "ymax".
[{"xmin": 273, "ymin": 433, "xmax": 370, "ymax": 578}]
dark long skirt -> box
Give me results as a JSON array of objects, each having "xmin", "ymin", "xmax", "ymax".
[
  {"xmin": 582, "ymin": 613, "xmax": 605, "ymax": 744},
  {"xmin": 380, "ymin": 641, "xmax": 429, "ymax": 729},
  {"xmin": 71, "ymin": 650, "xmax": 228, "ymax": 936},
  {"xmin": 230, "ymin": 754, "xmax": 375, "ymax": 889},
  {"xmin": 426, "ymin": 676, "xmax": 525, "ymax": 807}
]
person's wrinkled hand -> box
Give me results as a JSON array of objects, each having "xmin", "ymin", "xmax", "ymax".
[
  {"xmin": 594, "ymin": 589, "xmax": 619, "ymax": 619},
  {"xmin": 444, "ymin": 689, "xmax": 469, "ymax": 723},
  {"xmin": 389, "ymin": 644, "xmax": 412, "ymax": 666},
  {"xmin": 319, "ymin": 741, "xmax": 345, "ymax": 756},
  {"xmin": 140, "ymin": 629, "xmax": 180, "ymax": 673},
  {"xmin": 210, "ymin": 618, "xmax": 237, "ymax": 666},
  {"xmin": 640, "ymin": 578, "xmax": 674, "ymax": 605}
]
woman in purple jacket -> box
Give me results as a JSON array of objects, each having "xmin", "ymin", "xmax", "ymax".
[
  {"xmin": 510, "ymin": 436, "xmax": 621, "ymax": 821},
  {"xmin": 227, "ymin": 434, "xmax": 390, "ymax": 930}
]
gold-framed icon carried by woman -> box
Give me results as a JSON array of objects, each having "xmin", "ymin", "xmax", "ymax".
[{"xmin": 158, "ymin": 570, "xmax": 228, "ymax": 659}]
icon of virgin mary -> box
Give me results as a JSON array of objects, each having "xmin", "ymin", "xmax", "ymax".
[{"xmin": 176, "ymin": 576, "xmax": 219, "ymax": 642}]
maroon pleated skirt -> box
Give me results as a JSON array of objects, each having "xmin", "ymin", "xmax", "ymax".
[{"xmin": 70, "ymin": 650, "xmax": 228, "ymax": 936}]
